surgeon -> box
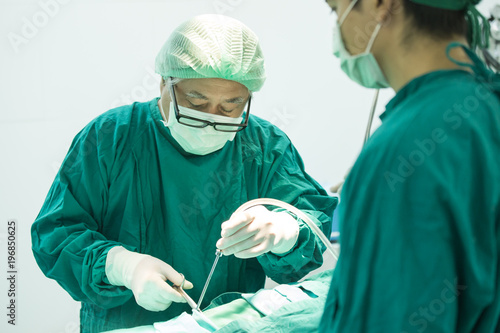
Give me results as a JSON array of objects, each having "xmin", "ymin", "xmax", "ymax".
[
  {"xmin": 320, "ymin": 0, "xmax": 500, "ymax": 331},
  {"xmin": 31, "ymin": 14, "xmax": 336, "ymax": 333}
]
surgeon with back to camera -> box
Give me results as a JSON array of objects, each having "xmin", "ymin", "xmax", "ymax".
[
  {"xmin": 321, "ymin": 0, "xmax": 500, "ymax": 331},
  {"xmin": 30, "ymin": 14, "xmax": 337, "ymax": 333}
]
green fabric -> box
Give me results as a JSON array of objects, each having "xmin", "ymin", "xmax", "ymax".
[
  {"xmin": 101, "ymin": 269, "xmax": 332, "ymax": 332},
  {"xmin": 203, "ymin": 298, "xmax": 263, "ymax": 328},
  {"xmin": 320, "ymin": 51, "xmax": 500, "ymax": 331},
  {"xmin": 409, "ymin": 0, "xmax": 480, "ymax": 10},
  {"xmin": 105, "ymin": 325, "xmax": 154, "ymax": 333},
  {"xmin": 447, "ymin": 43, "xmax": 500, "ymax": 100},
  {"xmin": 213, "ymin": 270, "xmax": 333, "ymax": 332},
  {"xmin": 31, "ymin": 98, "xmax": 337, "ymax": 333}
]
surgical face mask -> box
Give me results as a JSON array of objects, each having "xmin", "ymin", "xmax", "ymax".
[
  {"xmin": 332, "ymin": 0, "xmax": 390, "ymax": 89},
  {"xmin": 160, "ymin": 102, "xmax": 243, "ymax": 155}
]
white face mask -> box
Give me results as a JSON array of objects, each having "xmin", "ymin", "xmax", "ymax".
[
  {"xmin": 332, "ymin": 0, "xmax": 390, "ymax": 89},
  {"xmin": 160, "ymin": 101, "xmax": 243, "ymax": 155}
]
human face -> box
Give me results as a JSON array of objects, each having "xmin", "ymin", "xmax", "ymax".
[{"xmin": 172, "ymin": 78, "xmax": 250, "ymax": 119}]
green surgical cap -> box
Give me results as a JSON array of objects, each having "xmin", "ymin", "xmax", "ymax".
[
  {"xmin": 409, "ymin": 0, "xmax": 480, "ymax": 10},
  {"xmin": 155, "ymin": 14, "xmax": 266, "ymax": 92},
  {"xmin": 409, "ymin": 0, "xmax": 489, "ymax": 49}
]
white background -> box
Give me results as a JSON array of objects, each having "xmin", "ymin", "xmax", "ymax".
[{"xmin": 0, "ymin": 0, "xmax": 497, "ymax": 332}]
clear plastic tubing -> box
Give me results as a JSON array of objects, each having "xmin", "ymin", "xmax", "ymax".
[{"xmin": 233, "ymin": 198, "xmax": 339, "ymax": 261}]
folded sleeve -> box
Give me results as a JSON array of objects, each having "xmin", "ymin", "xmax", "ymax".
[
  {"xmin": 257, "ymin": 140, "xmax": 337, "ymax": 284},
  {"xmin": 31, "ymin": 121, "xmax": 135, "ymax": 308}
]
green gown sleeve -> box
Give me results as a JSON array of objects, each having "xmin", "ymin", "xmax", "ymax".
[
  {"xmin": 321, "ymin": 93, "xmax": 500, "ymax": 332},
  {"xmin": 256, "ymin": 140, "xmax": 337, "ymax": 284},
  {"xmin": 31, "ymin": 120, "xmax": 135, "ymax": 308}
]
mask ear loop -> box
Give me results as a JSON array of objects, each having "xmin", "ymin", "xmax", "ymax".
[
  {"xmin": 339, "ymin": 0, "xmax": 360, "ymax": 25},
  {"xmin": 338, "ymin": 0, "xmax": 382, "ymax": 55},
  {"xmin": 364, "ymin": 22, "xmax": 382, "ymax": 53}
]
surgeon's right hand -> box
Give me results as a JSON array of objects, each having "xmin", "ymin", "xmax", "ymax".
[{"xmin": 105, "ymin": 246, "xmax": 193, "ymax": 312}]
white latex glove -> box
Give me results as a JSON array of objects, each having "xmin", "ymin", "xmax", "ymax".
[
  {"xmin": 216, "ymin": 205, "xmax": 300, "ymax": 259},
  {"xmin": 105, "ymin": 246, "xmax": 193, "ymax": 312}
]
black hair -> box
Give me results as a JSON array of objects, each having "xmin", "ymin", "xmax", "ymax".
[
  {"xmin": 401, "ymin": 1, "xmax": 467, "ymax": 40},
  {"xmin": 352, "ymin": 0, "xmax": 467, "ymax": 41}
]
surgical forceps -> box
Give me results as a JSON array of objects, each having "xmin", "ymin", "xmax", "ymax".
[{"xmin": 173, "ymin": 274, "xmax": 198, "ymax": 310}]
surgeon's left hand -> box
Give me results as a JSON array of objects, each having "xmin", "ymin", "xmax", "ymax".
[{"xmin": 216, "ymin": 205, "xmax": 299, "ymax": 258}]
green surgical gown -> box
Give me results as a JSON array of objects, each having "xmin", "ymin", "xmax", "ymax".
[
  {"xmin": 31, "ymin": 98, "xmax": 337, "ymax": 333},
  {"xmin": 321, "ymin": 53, "xmax": 500, "ymax": 331}
]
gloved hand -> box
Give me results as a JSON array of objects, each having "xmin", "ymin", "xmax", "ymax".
[
  {"xmin": 105, "ymin": 246, "xmax": 193, "ymax": 312},
  {"xmin": 216, "ymin": 205, "xmax": 300, "ymax": 259}
]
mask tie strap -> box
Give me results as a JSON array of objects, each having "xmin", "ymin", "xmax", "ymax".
[
  {"xmin": 339, "ymin": 0, "xmax": 360, "ymax": 25},
  {"xmin": 466, "ymin": 4, "xmax": 490, "ymax": 50},
  {"xmin": 365, "ymin": 23, "xmax": 382, "ymax": 53}
]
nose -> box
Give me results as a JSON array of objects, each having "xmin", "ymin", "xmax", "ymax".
[{"xmin": 205, "ymin": 104, "xmax": 219, "ymax": 115}]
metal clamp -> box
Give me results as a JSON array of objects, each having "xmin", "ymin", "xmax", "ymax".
[{"xmin": 173, "ymin": 273, "xmax": 198, "ymax": 310}]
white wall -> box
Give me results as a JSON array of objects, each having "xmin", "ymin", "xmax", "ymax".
[{"xmin": 0, "ymin": 0, "xmax": 497, "ymax": 332}]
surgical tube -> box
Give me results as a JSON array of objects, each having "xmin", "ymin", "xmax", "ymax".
[{"xmin": 232, "ymin": 198, "xmax": 339, "ymax": 261}]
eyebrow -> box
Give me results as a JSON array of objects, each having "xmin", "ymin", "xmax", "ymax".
[
  {"xmin": 185, "ymin": 91, "xmax": 209, "ymax": 100},
  {"xmin": 224, "ymin": 97, "xmax": 246, "ymax": 104},
  {"xmin": 186, "ymin": 90, "xmax": 246, "ymax": 104}
]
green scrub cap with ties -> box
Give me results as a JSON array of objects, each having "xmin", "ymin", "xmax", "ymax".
[{"xmin": 409, "ymin": 0, "xmax": 490, "ymax": 49}]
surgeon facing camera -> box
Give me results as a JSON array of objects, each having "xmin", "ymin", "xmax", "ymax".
[{"xmin": 31, "ymin": 14, "xmax": 337, "ymax": 333}]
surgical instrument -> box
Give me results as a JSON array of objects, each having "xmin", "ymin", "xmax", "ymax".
[
  {"xmin": 173, "ymin": 274, "xmax": 219, "ymax": 331},
  {"xmin": 196, "ymin": 249, "xmax": 223, "ymax": 310},
  {"xmin": 173, "ymin": 274, "xmax": 198, "ymax": 310},
  {"xmin": 233, "ymin": 199, "xmax": 340, "ymax": 261}
]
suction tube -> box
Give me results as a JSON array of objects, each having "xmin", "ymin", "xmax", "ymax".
[{"xmin": 233, "ymin": 198, "xmax": 339, "ymax": 261}]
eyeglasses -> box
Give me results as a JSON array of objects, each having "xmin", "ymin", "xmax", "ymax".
[{"xmin": 168, "ymin": 78, "xmax": 251, "ymax": 132}]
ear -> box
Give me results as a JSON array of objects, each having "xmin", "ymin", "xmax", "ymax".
[
  {"xmin": 373, "ymin": 0, "xmax": 399, "ymax": 24},
  {"xmin": 159, "ymin": 77, "xmax": 167, "ymax": 94}
]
